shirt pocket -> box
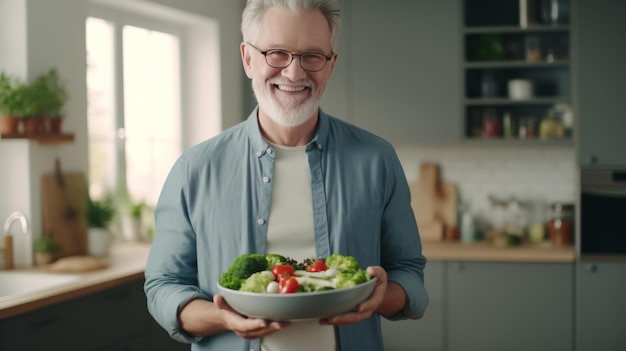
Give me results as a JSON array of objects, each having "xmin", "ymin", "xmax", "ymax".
[{"xmin": 344, "ymin": 207, "xmax": 382, "ymax": 267}]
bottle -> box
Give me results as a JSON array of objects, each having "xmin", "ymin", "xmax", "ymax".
[
  {"xmin": 460, "ymin": 204, "xmax": 476, "ymax": 244},
  {"xmin": 503, "ymin": 111, "xmax": 515, "ymax": 138}
]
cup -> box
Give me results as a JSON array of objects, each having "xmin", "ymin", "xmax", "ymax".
[{"xmin": 508, "ymin": 79, "xmax": 533, "ymax": 100}]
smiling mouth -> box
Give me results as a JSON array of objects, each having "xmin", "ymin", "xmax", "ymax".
[{"xmin": 273, "ymin": 84, "xmax": 308, "ymax": 92}]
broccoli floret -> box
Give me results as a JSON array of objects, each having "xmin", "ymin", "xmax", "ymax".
[
  {"xmin": 219, "ymin": 253, "xmax": 268, "ymax": 290},
  {"xmin": 333, "ymin": 269, "xmax": 371, "ymax": 289},
  {"xmin": 325, "ymin": 253, "xmax": 359, "ymax": 274},
  {"xmin": 351, "ymin": 269, "xmax": 371, "ymax": 285},
  {"xmin": 218, "ymin": 274, "xmax": 243, "ymax": 290},
  {"xmin": 265, "ymin": 253, "xmax": 287, "ymax": 268},
  {"xmin": 240, "ymin": 272, "xmax": 274, "ymax": 293}
]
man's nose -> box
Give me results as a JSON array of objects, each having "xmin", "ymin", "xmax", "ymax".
[{"xmin": 281, "ymin": 56, "xmax": 308, "ymax": 80}]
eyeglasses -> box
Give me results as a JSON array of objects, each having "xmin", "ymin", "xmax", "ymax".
[{"xmin": 246, "ymin": 42, "xmax": 333, "ymax": 72}]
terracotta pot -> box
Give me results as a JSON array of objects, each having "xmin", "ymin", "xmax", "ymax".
[
  {"xmin": 23, "ymin": 117, "xmax": 46, "ymax": 135},
  {"xmin": 47, "ymin": 118, "xmax": 63, "ymax": 134},
  {"xmin": 0, "ymin": 115, "xmax": 21, "ymax": 135}
]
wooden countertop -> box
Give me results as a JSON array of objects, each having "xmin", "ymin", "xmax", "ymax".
[
  {"xmin": 0, "ymin": 240, "xmax": 576, "ymax": 320},
  {"xmin": 422, "ymin": 240, "xmax": 576, "ymax": 263},
  {"xmin": 0, "ymin": 242, "xmax": 150, "ymax": 320}
]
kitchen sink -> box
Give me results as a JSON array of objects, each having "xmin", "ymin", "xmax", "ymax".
[{"xmin": 0, "ymin": 271, "xmax": 82, "ymax": 302}]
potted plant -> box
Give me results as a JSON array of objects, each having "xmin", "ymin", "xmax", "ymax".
[
  {"xmin": 0, "ymin": 72, "xmax": 25, "ymax": 135},
  {"xmin": 27, "ymin": 68, "xmax": 68, "ymax": 135},
  {"xmin": 127, "ymin": 200, "xmax": 146, "ymax": 241},
  {"xmin": 86, "ymin": 195, "xmax": 116, "ymax": 257},
  {"xmin": 33, "ymin": 235, "xmax": 61, "ymax": 265}
]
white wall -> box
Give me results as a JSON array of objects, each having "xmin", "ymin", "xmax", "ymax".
[{"xmin": 0, "ymin": 0, "xmax": 246, "ymax": 266}]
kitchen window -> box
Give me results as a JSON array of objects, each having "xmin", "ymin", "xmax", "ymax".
[{"xmin": 86, "ymin": 13, "xmax": 182, "ymax": 210}]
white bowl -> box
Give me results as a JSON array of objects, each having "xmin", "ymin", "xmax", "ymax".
[{"xmin": 217, "ymin": 278, "xmax": 377, "ymax": 321}]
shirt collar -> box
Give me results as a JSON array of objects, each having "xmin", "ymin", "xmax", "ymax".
[{"xmin": 245, "ymin": 106, "xmax": 330, "ymax": 157}]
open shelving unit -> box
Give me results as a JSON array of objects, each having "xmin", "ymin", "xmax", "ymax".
[{"xmin": 462, "ymin": 0, "xmax": 573, "ymax": 143}]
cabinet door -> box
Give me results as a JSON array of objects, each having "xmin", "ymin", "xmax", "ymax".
[
  {"xmin": 577, "ymin": 0, "xmax": 626, "ymax": 166},
  {"xmin": 348, "ymin": 0, "xmax": 462, "ymax": 144},
  {"xmin": 576, "ymin": 261, "xmax": 626, "ymax": 351},
  {"xmin": 0, "ymin": 281, "xmax": 149, "ymax": 351},
  {"xmin": 0, "ymin": 298, "xmax": 87, "ymax": 350},
  {"xmin": 382, "ymin": 261, "xmax": 444, "ymax": 351},
  {"xmin": 447, "ymin": 262, "xmax": 573, "ymax": 351}
]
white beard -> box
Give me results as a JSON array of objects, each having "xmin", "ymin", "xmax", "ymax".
[{"xmin": 252, "ymin": 78, "xmax": 321, "ymax": 127}]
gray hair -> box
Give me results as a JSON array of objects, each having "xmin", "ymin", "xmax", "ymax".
[{"xmin": 241, "ymin": 0, "xmax": 341, "ymax": 51}]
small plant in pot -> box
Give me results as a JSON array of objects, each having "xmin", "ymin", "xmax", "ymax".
[
  {"xmin": 0, "ymin": 72, "xmax": 29, "ymax": 135},
  {"xmin": 86, "ymin": 195, "xmax": 116, "ymax": 257},
  {"xmin": 29, "ymin": 68, "xmax": 68, "ymax": 135},
  {"xmin": 127, "ymin": 200, "xmax": 147, "ymax": 241},
  {"xmin": 33, "ymin": 235, "xmax": 61, "ymax": 266}
]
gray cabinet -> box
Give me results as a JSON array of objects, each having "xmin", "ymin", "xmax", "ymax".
[
  {"xmin": 447, "ymin": 262, "xmax": 573, "ymax": 351},
  {"xmin": 0, "ymin": 280, "xmax": 188, "ymax": 351},
  {"xmin": 382, "ymin": 261, "xmax": 444, "ymax": 351},
  {"xmin": 347, "ymin": 0, "xmax": 462, "ymax": 144},
  {"xmin": 577, "ymin": 0, "xmax": 626, "ymax": 166},
  {"xmin": 576, "ymin": 261, "xmax": 626, "ymax": 351}
]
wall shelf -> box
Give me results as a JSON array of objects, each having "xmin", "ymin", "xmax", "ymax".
[{"xmin": 1, "ymin": 133, "xmax": 74, "ymax": 145}]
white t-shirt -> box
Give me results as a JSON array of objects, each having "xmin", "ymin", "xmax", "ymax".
[{"xmin": 262, "ymin": 143, "xmax": 337, "ymax": 351}]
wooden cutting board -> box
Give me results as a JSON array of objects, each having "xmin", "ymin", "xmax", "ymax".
[
  {"xmin": 411, "ymin": 162, "xmax": 458, "ymax": 241},
  {"xmin": 41, "ymin": 171, "xmax": 88, "ymax": 258}
]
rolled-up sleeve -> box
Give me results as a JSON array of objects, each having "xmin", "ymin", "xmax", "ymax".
[{"xmin": 144, "ymin": 156, "xmax": 209, "ymax": 344}]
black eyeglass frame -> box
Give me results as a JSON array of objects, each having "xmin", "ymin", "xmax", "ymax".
[{"xmin": 246, "ymin": 42, "xmax": 333, "ymax": 72}]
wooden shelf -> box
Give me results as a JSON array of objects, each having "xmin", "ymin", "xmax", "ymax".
[
  {"xmin": 465, "ymin": 97, "xmax": 571, "ymax": 106},
  {"xmin": 0, "ymin": 133, "xmax": 74, "ymax": 145},
  {"xmin": 464, "ymin": 24, "xmax": 570, "ymax": 34}
]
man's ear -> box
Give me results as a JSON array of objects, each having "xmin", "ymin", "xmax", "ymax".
[{"xmin": 241, "ymin": 42, "xmax": 253, "ymax": 79}]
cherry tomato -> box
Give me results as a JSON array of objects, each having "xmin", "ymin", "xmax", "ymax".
[
  {"xmin": 279, "ymin": 276, "xmax": 300, "ymax": 294},
  {"xmin": 307, "ymin": 261, "xmax": 328, "ymax": 272},
  {"xmin": 271, "ymin": 264, "xmax": 295, "ymax": 281}
]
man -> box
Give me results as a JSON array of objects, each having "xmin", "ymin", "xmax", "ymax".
[{"xmin": 144, "ymin": 0, "xmax": 429, "ymax": 350}]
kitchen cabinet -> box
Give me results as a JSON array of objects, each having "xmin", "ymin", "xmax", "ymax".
[
  {"xmin": 347, "ymin": 0, "xmax": 462, "ymax": 144},
  {"xmin": 0, "ymin": 281, "xmax": 148, "ymax": 350},
  {"xmin": 447, "ymin": 261, "xmax": 573, "ymax": 351},
  {"xmin": 463, "ymin": 0, "xmax": 573, "ymax": 142},
  {"xmin": 576, "ymin": 0, "xmax": 626, "ymax": 166},
  {"xmin": 382, "ymin": 261, "xmax": 444, "ymax": 351},
  {"xmin": 576, "ymin": 261, "xmax": 626, "ymax": 351},
  {"xmin": 0, "ymin": 280, "xmax": 188, "ymax": 351}
]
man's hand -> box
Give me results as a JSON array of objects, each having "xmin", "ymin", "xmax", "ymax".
[
  {"xmin": 179, "ymin": 296, "xmax": 290, "ymax": 340},
  {"xmin": 319, "ymin": 266, "xmax": 393, "ymax": 325}
]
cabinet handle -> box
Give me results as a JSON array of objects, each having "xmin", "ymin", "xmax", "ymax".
[{"xmin": 585, "ymin": 264, "xmax": 597, "ymax": 273}]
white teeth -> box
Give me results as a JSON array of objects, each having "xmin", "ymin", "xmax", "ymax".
[{"xmin": 276, "ymin": 85, "xmax": 306, "ymax": 92}]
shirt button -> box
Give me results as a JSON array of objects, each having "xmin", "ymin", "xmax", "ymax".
[
  {"xmin": 257, "ymin": 218, "xmax": 265, "ymax": 225},
  {"xmin": 262, "ymin": 176, "xmax": 270, "ymax": 183},
  {"xmin": 317, "ymin": 144, "xmax": 323, "ymax": 150},
  {"xmin": 256, "ymin": 151, "xmax": 262, "ymax": 157}
]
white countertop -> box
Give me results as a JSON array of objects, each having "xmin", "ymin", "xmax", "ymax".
[{"xmin": 0, "ymin": 242, "xmax": 150, "ymax": 319}]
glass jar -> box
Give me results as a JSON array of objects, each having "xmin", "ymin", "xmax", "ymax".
[
  {"xmin": 547, "ymin": 203, "xmax": 574, "ymax": 246},
  {"xmin": 482, "ymin": 109, "xmax": 501, "ymax": 138}
]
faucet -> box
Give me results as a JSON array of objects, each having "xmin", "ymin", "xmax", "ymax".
[{"xmin": 3, "ymin": 211, "xmax": 30, "ymax": 269}]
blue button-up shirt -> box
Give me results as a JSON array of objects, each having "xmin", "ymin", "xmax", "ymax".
[{"xmin": 145, "ymin": 108, "xmax": 429, "ymax": 351}]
